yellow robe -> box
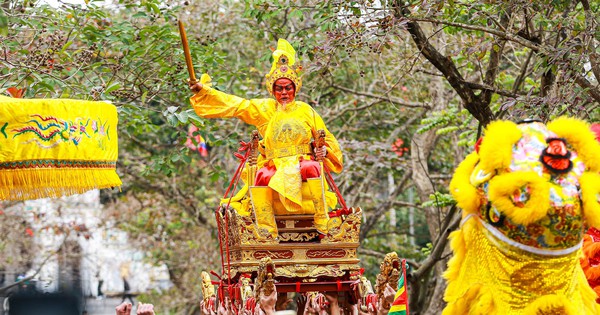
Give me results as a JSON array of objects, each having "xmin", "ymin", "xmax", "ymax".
[{"xmin": 190, "ymin": 87, "xmax": 343, "ymax": 214}]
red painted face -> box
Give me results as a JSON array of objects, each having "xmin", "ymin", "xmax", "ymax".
[{"xmin": 273, "ymin": 78, "xmax": 295, "ymax": 105}]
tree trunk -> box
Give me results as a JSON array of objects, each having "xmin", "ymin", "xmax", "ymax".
[
  {"xmin": 411, "ymin": 124, "xmax": 449, "ymax": 315},
  {"xmin": 409, "ymin": 31, "xmax": 450, "ymax": 315}
]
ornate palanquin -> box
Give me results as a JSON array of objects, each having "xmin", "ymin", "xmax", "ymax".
[
  {"xmin": 201, "ymin": 128, "xmax": 372, "ymax": 315},
  {"xmin": 187, "ymin": 37, "xmax": 401, "ymax": 315},
  {"xmin": 216, "ymin": 206, "xmax": 363, "ymax": 291}
]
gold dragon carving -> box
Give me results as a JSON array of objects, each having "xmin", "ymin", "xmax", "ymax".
[
  {"xmin": 375, "ymin": 252, "xmax": 400, "ymax": 309},
  {"xmin": 275, "ymin": 264, "xmax": 349, "ymax": 278},
  {"xmin": 231, "ymin": 210, "xmax": 277, "ymax": 245},
  {"xmin": 254, "ymin": 257, "xmax": 276, "ymax": 298},
  {"xmin": 279, "ymin": 232, "xmax": 319, "ymax": 242},
  {"xmin": 226, "ymin": 209, "xmax": 241, "ymax": 247},
  {"xmin": 321, "ymin": 209, "xmax": 362, "ymax": 244}
]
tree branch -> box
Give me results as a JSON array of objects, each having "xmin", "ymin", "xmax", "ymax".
[
  {"xmin": 580, "ymin": 0, "xmax": 600, "ymax": 82},
  {"xmin": 574, "ymin": 74, "xmax": 600, "ymax": 104},
  {"xmin": 405, "ymin": 17, "xmax": 540, "ymax": 51},
  {"xmin": 331, "ymin": 84, "xmax": 429, "ymax": 108},
  {"xmin": 481, "ymin": 10, "xmax": 511, "ymax": 105},
  {"xmin": 0, "ymin": 236, "xmax": 67, "ymax": 294},
  {"xmin": 413, "ymin": 205, "xmax": 460, "ymax": 279},
  {"xmin": 358, "ymin": 248, "xmax": 421, "ymax": 270},
  {"xmin": 512, "ymin": 49, "xmax": 534, "ymax": 94},
  {"xmin": 359, "ymin": 170, "xmax": 412, "ymax": 240},
  {"xmin": 392, "ymin": 3, "xmax": 494, "ymax": 125},
  {"xmin": 464, "ymin": 81, "xmax": 519, "ymax": 98}
]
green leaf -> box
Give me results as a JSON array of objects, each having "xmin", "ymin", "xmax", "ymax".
[
  {"xmin": 175, "ymin": 111, "xmax": 189, "ymax": 124},
  {"xmin": 105, "ymin": 82, "xmax": 121, "ymax": 93},
  {"xmin": 61, "ymin": 41, "xmax": 73, "ymax": 53},
  {"xmin": 141, "ymin": 90, "xmax": 148, "ymax": 104},
  {"xmin": 167, "ymin": 114, "xmax": 178, "ymax": 126},
  {"xmin": 186, "ymin": 110, "xmax": 203, "ymax": 126},
  {"xmin": 149, "ymin": 3, "xmax": 160, "ymax": 15},
  {"xmin": 0, "ymin": 9, "xmax": 7, "ymax": 37}
]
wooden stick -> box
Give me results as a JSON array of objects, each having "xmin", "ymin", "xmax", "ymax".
[{"xmin": 178, "ymin": 20, "xmax": 197, "ymax": 84}]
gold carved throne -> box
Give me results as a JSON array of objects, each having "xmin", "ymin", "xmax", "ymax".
[{"xmin": 215, "ymin": 130, "xmax": 363, "ymax": 284}]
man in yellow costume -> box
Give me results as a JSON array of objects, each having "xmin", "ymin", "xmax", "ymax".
[{"xmin": 188, "ymin": 39, "xmax": 343, "ymax": 238}]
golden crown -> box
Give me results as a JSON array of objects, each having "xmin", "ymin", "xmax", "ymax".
[{"xmin": 265, "ymin": 39, "xmax": 302, "ymax": 96}]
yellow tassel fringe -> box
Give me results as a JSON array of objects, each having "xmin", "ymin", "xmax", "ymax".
[
  {"xmin": 442, "ymin": 284, "xmax": 496, "ymax": 315},
  {"xmin": 0, "ymin": 168, "xmax": 121, "ymax": 201}
]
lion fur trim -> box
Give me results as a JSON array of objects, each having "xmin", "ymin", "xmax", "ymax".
[
  {"xmin": 488, "ymin": 171, "xmax": 550, "ymax": 225},
  {"xmin": 450, "ymin": 152, "xmax": 481, "ymax": 215},
  {"xmin": 478, "ymin": 120, "xmax": 521, "ymax": 174},
  {"xmin": 547, "ymin": 116, "xmax": 600, "ymax": 172}
]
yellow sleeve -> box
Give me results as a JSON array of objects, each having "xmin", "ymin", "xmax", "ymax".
[
  {"xmin": 309, "ymin": 106, "xmax": 343, "ymax": 173},
  {"xmin": 189, "ymin": 87, "xmax": 272, "ymax": 129}
]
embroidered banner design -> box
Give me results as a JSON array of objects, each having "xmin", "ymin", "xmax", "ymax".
[{"xmin": 0, "ymin": 95, "xmax": 121, "ymax": 200}]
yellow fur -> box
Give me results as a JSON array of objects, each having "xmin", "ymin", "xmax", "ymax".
[
  {"xmin": 468, "ymin": 288, "xmax": 496, "ymax": 315},
  {"xmin": 443, "ymin": 229, "xmax": 466, "ymax": 282},
  {"xmin": 547, "ymin": 116, "xmax": 600, "ymax": 172},
  {"xmin": 449, "ymin": 152, "xmax": 481, "ymax": 215},
  {"xmin": 522, "ymin": 295, "xmax": 579, "ymax": 315},
  {"xmin": 478, "ymin": 120, "xmax": 522, "ymax": 174},
  {"xmin": 442, "ymin": 284, "xmax": 496, "ymax": 315},
  {"xmin": 488, "ymin": 171, "xmax": 550, "ymax": 225},
  {"xmin": 580, "ymin": 172, "xmax": 600, "ymax": 229}
]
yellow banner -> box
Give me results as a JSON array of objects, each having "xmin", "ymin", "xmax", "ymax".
[{"xmin": 0, "ymin": 95, "xmax": 121, "ymax": 200}]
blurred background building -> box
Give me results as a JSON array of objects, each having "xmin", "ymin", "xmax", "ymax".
[{"xmin": 0, "ymin": 190, "xmax": 171, "ymax": 315}]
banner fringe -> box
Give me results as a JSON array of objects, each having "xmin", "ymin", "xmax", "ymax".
[{"xmin": 0, "ymin": 168, "xmax": 121, "ymax": 201}]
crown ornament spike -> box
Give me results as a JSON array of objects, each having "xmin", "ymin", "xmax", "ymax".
[{"xmin": 265, "ymin": 38, "xmax": 302, "ymax": 96}]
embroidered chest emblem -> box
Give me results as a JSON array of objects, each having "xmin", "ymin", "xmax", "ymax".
[{"xmin": 271, "ymin": 118, "xmax": 307, "ymax": 145}]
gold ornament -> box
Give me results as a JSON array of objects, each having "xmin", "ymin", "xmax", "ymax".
[{"xmin": 264, "ymin": 39, "xmax": 302, "ymax": 96}]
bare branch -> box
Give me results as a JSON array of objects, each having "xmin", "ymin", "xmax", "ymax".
[
  {"xmin": 580, "ymin": 0, "xmax": 600, "ymax": 82},
  {"xmin": 481, "ymin": 10, "xmax": 511, "ymax": 105},
  {"xmin": 574, "ymin": 75, "xmax": 600, "ymax": 104},
  {"xmin": 405, "ymin": 17, "xmax": 540, "ymax": 51},
  {"xmin": 512, "ymin": 50, "xmax": 534, "ymax": 93},
  {"xmin": 331, "ymin": 84, "xmax": 430, "ymax": 108},
  {"xmin": 390, "ymin": 200, "xmax": 423, "ymax": 209},
  {"xmin": 0, "ymin": 236, "xmax": 67, "ymax": 294},
  {"xmin": 392, "ymin": 2, "xmax": 494, "ymax": 125},
  {"xmin": 413, "ymin": 205, "xmax": 460, "ymax": 279},
  {"xmin": 358, "ymin": 248, "xmax": 421, "ymax": 270},
  {"xmin": 464, "ymin": 81, "xmax": 519, "ymax": 98}
]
